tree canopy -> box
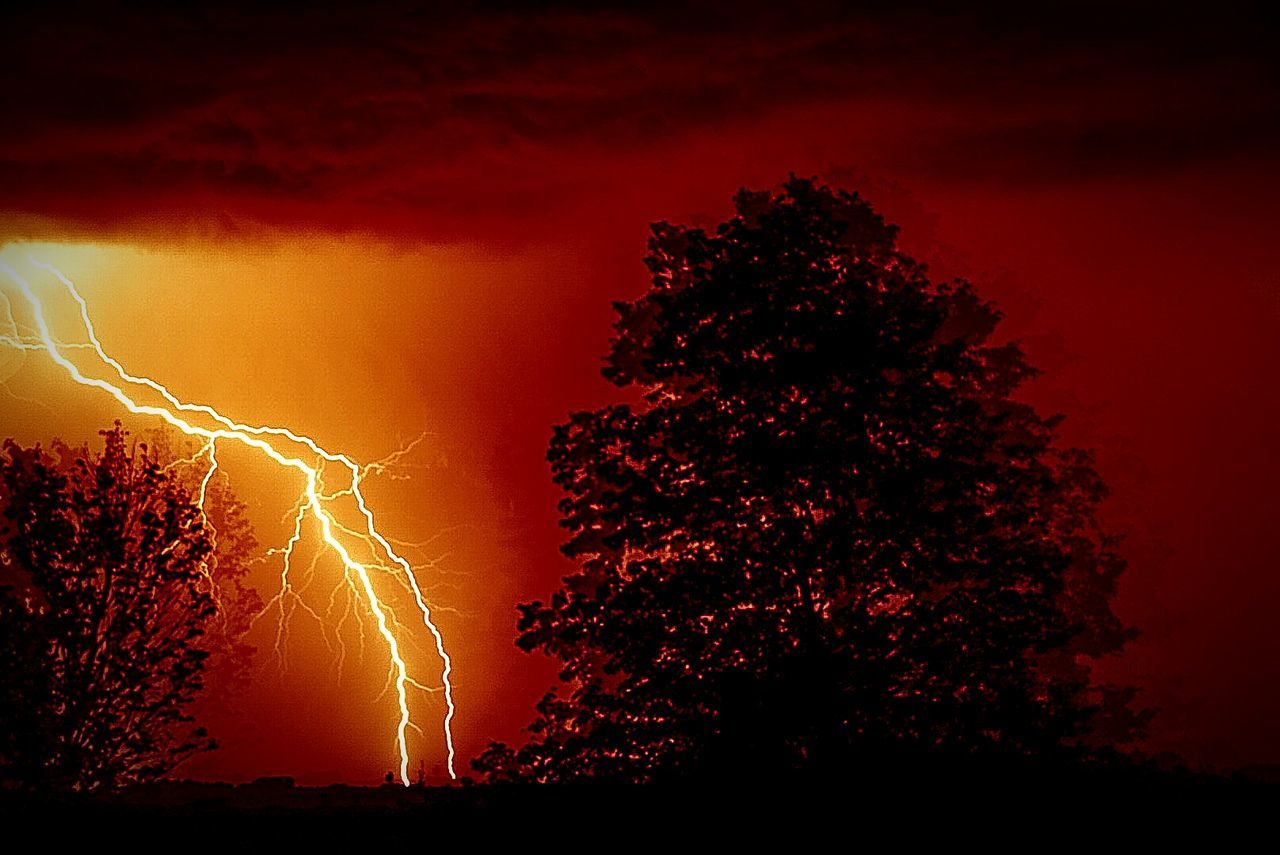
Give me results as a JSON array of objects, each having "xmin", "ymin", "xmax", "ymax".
[
  {"xmin": 475, "ymin": 177, "xmax": 1143, "ymax": 783},
  {"xmin": 145, "ymin": 429, "xmax": 262, "ymax": 709},
  {"xmin": 0, "ymin": 423, "xmax": 253, "ymax": 791}
]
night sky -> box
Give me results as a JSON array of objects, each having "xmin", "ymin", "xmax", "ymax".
[{"xmin": 2, "ymin": 2, "xmax": 1278, "ymax": 779}]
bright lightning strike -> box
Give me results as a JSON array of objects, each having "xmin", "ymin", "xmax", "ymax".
[{"xmin": 0, "ymin": 258, "xmax": 458, "ymax": 784}]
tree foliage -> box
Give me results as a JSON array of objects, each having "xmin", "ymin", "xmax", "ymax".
[
  {"xmin": 0, "ymin": 423, "xmax": 252, "ymax": 791},
  {"xmin": 475, "ymin": 177, "xmax": 1144, "ymax": 783},
  {"xmin": 144, "ymin": 429, "xmax": 262, "ymax": 708}
]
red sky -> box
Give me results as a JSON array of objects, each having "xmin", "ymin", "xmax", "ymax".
[{"xmin": 2, "ymin": 1, "xmax": 1278, "ymax": 778}]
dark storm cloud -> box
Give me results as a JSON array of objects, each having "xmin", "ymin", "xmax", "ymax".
[
  {"xmin": 0, "ymin": 1, "xmax": 1275, "ymax": 236},
  {"xmin": 903, "ymin": 111, "xmax": 1280, "ymax": 185}
]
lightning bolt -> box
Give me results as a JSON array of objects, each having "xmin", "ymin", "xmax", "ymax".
[{"xmin": 0, "ymin": 258, "xmax": 458, "ymax": 784}]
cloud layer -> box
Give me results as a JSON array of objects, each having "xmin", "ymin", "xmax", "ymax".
[{"xmin": 2, "ymin": 2, "xmax": 1275, "ymax": 238}]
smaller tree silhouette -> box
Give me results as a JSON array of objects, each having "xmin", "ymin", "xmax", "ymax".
[
  {"xmin": 144, "ymin": 429, "xmax": 262, "ymax": 708},
  {"xmin": 0, "ymin": 424, "xmax": 226, "ymax": 791}
]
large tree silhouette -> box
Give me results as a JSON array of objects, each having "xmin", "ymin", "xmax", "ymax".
[
  {"xmin": 475, "ymin": 177, "xmax": 1143, "ymax": 783},
  {"xmin": 0, "ymin": 424, "xmax": 249, "ymax": 791}
]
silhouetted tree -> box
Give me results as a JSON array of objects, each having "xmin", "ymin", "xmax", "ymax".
[
  {"xmin": 475, "ymin": 177, "xmax": 1144, "ymax": 783},
  {"xmin": 0, "ymin": 423, "xmax": 244, "ymax": 791},
  {"xmin": 144, "ymin": 429, "xmax": 262, "ymax": 708}
]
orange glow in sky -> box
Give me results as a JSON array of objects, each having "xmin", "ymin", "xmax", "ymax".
[{"xmin": 0, "ymin": 239, "xmax": 556, "ymax": 784}]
